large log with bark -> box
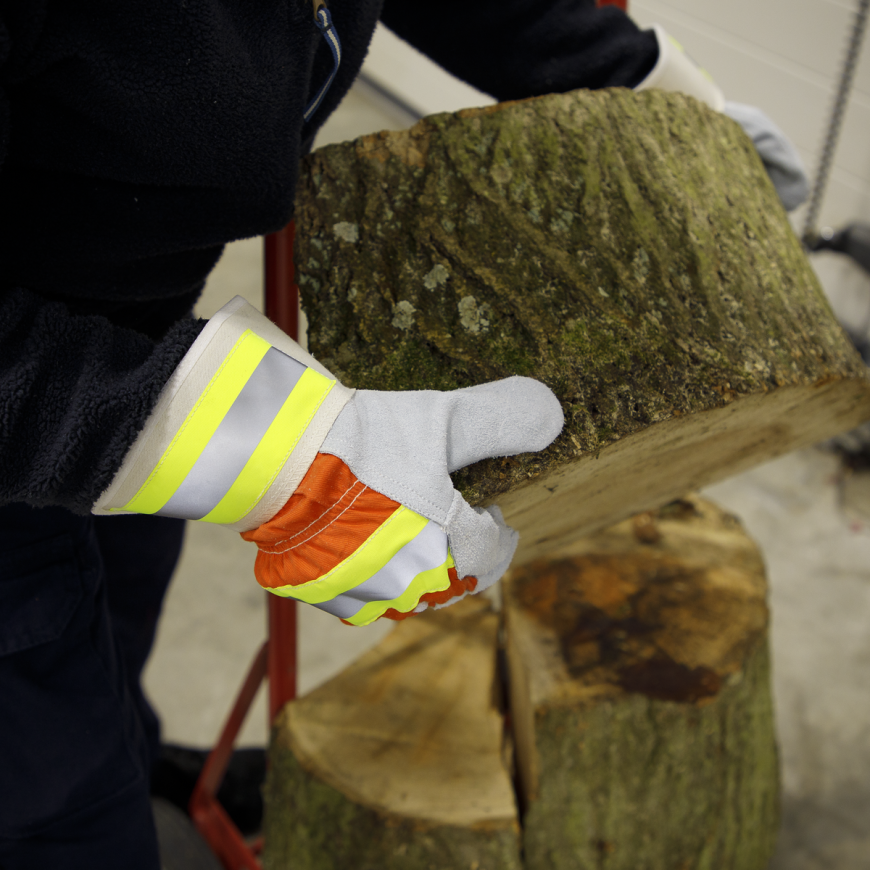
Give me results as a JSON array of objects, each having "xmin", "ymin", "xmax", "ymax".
[
  {"xmin": 295, "ymin": 87, "xmax": 870, "ymax": 563},
  {"xmin": 504, "ymin": 496, "xmax": 778, "ymax": 869}
]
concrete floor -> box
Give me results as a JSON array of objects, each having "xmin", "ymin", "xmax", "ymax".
[
  {"xmin": 706, "ymin": 453, "xmax": 870, "ymax": 868},
  {"xmin": 143, "ymin": 82, "xmax": 870, "ymax": 867}
]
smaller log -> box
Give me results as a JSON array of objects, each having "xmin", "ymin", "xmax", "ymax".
[
  {"xmin": 504, "ymin": 496, "xmax": 779, "ymax": 870},
  {"xmin": 263, "ymin": 597, "xmax": 521, "ymax": 870}
]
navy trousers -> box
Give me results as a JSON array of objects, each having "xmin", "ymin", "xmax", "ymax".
[{"xmin": 0, "ymin": 503, "xmax": 185, "ymax": 870}]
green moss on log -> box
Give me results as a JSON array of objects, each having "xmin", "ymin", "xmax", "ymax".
[
  {"xmin": 295, "ymin": 88, "xmax": 864, "ymax": 506},
  {"xmin": 523, "ymin": 639, "xmax": 779, "ymax": 870}
]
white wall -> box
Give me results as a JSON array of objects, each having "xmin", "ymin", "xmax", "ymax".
[{"xmin": 363, "ymin": 5, "xmax": 870, "ymax": 330}]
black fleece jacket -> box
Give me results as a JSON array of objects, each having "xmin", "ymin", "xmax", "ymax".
[{"xmin": 0, "ymin": 0, "xmax": 656, "ymax": 514}]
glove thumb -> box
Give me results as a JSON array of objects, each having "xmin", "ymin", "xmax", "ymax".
[{"xmin": 444, "ymin": 376, "xmax": 563, "ymax": 472}]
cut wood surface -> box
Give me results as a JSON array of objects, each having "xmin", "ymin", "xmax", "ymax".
[
  {"xmin": 504, "ymin": 495, "xmax": 778, "ymax": 869},
  {"xmin": 263, "ymin": 597, "xmax": 521, "ymax": 870},
  {"xmin": 295, "ymin": 87, "xmax": 870, "ymax": 563}
]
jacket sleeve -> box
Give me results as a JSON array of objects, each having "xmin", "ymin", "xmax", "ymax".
[
  {"xmin": 379, "ymin": 0, "xmax": 658, "ymax": 101},
  {"xmin": 0, "ymin": 19, "xmax": 205, "ymax": 515}
]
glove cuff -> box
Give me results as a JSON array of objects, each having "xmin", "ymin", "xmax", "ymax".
[
  {"xmin": 635, "ymin": 24, "xmax": 725, "ymax": 112},
  {"xmin": 92, "ymin": 296, "xmax": 354, "ymax": 531}
]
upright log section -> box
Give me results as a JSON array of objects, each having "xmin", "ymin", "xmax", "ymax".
[
  {"xmin": 504, "ymin": 496, "xmax": 778, "ymax": 869},
  {"xmin": 264, "ymin": 597, "xmax": 521, "ymax": 870},
  {"xmin": 264, "ymin": 497, "xmax": 777, "ymax": 869},
  {"xmin": 294, "ymin": 87, "xmax": 870, "ymax": 562}
]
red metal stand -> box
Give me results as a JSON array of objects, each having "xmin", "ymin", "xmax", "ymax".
[
  {"xmin": 263, "ymin": 222, "xmax": 301, "ymax": 723},
  {"xmin": 189, "ymin": 222, "xmax": 301, "ymax": 870},
  {"xmin": 189, "ymin": 644, "xmax": 268, "ymax": 869},
  {"xmin": 597, "ymin": 0, "xmax": 628, "ymax": 9}
]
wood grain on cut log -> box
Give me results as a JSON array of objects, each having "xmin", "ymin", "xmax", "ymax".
[
  {"xmin": 263, "ymin": 597, "xmax": 521, "ymax": 870},
  {"xmin": 504, "ymin": 496, "xmax": 778, "ymax": 869},
  {"xmin": 295, "ymin": 87, "xmax": 870, "ymax": 563}
]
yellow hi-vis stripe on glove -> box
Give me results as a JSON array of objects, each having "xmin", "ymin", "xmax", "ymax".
[
  {"xmin": 123, "ymin": 330, "xmax": 271, "ymax": 515},
  {"xmin": 265, "ymin": 505, "xmax": 455, "ymax": 626},
  {"xmin": 346, "ymin": 550, "xmax": 455, "ymax": 626},
  {"xmin": 93, "ymin": 297, "xmax": 354, "ymax": 532},
  {"xmin": 121, "ymin": 329, "xmax": 335, "ymax": 523}
]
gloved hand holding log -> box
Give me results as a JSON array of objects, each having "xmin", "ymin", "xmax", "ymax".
[
  {"xmin": 95, "ymin": 84, "xmax": 864, "ymax": 621},
  {"xmin": 243, "ymin": 372, "xmax": 562, "ymax": 623},
  {"xmin": 90, "ymin": 14, "xmax": 814, "ymax": 629},
  {"xmin": 92, "ymin": 297, "xmax": 562, "ymax": 623}
]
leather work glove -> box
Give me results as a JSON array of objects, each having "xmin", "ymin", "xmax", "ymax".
[
  {"xmin": 635, "ymin": 25, "xmax": 810, "ymax": 212},
  {"xmin": 721, "ymin": 101, "xmax": 810, "ymax": 211},
  {"xmin": 93, "ymin": 297, "xmax": 563, "ymax": 625}
]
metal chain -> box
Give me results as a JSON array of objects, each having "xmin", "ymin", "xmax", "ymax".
[{"xmin": 802, "ymin": 0, "xmax": 870, "ymax": 247}]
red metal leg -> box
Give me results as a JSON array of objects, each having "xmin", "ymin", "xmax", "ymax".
[
  {"xmin": 264, "ymin": 221, "xmax": 301, "ymax": 721},
  {"xmin": 189, "ymin": 643, "xmax": 268, "ymax": 870},
  {"xmin": 264, "ymin": 221, "xmax": 299, "ymax": 341},
  {"xmin": 189, "ymin": 222, "xmax": 301, "ymax": 868},
  {"xmin": 268, "ymin": 597, "xmax": 298, "ymax": 721},
  {"xmin": 597, "ymin": 0, "xmax": 628, "ymax": 9}
]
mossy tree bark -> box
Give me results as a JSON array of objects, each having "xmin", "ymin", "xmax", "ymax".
[
  {"xmin": 504, "ymin": 496, "xmax": 778, "ymax": 869},
  {"xmin": 295, "ymin": 88, "xmax": 870, "ymax": 563}
]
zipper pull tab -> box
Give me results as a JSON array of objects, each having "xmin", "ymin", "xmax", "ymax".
[{"xmin": 303, "ymin": 0, "xmax": 342, "ymax": 124}]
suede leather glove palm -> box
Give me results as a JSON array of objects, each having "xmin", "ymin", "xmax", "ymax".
[
  {"xmin": 94, "ymin": 297, "xmax": 563, "ymax": 625},
  {"xmin": 636, "ymin": 24, "xmax": 809, "ymax": 212}
]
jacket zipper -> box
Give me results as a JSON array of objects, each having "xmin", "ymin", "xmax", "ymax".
[{"xmin": 303, "ymin": 0, "xmax": 342, "ymax": 124}]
